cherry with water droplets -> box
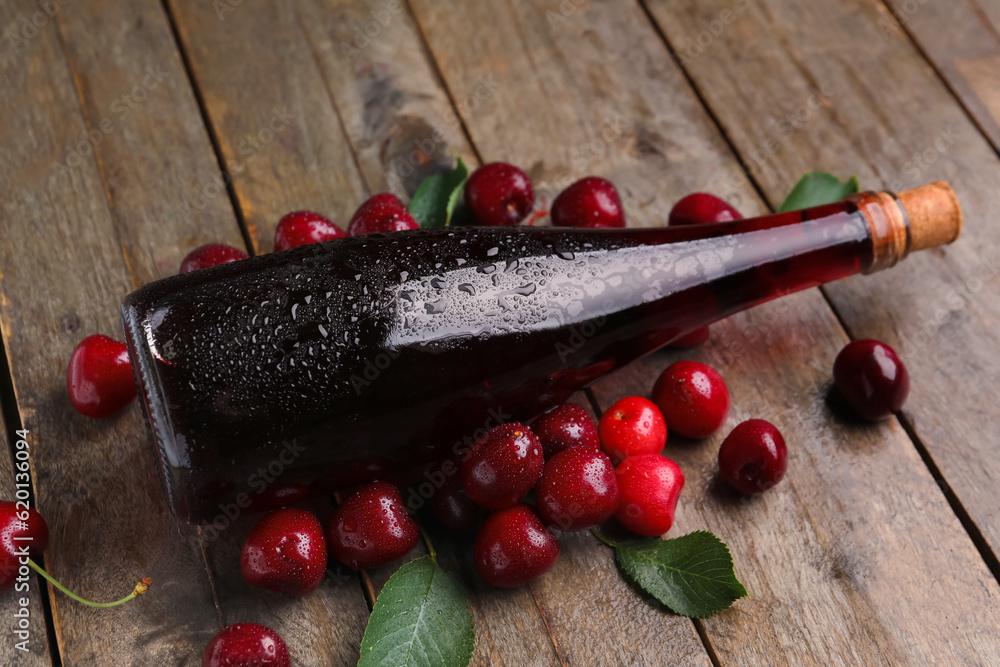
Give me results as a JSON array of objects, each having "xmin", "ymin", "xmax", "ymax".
[
  {"xmin": 202, "ymin": 623, "xmax": 291, "ymax": 667},
  {"xmin": 718, "ymin": 419, "xmax": 788, "ymax": 495},
  {"xmin": 464, "ymin": 163, "xmax": 535, "ymax": 226},
  {"xmin": 179, "ymin": 243, "xmax": 249, "ymax": 273},
  {"xmin": 241, "ymin": 508, "xmax": 327, "ymax": 597},
  {"xmin": 461, "ymin": 423, "xmax": 544, "ymax": 510},
  {"xmin": 531, "ymin": 403, "xmax": 600, "ymax": 459},
  {"xmin": 66, "ymin": 334, "xmax": 136, "ymax": 418},
  {"xmin": 326, "ymin": 481, "xmax": 418, "ymax": 571},
  {"xmin": 347, "ymin": 193, "xmax": 419, "ymax": 236},
  {"xmin": 614, "ymin": 454, "xmax": 685, "ymax": 537},
  {"xmin": 274, "ymin": 211, "xmax": 346, "ymax": 251},
  {"xmin": 536, "ymin": 448, "xmax": 619, "ymax": 531},
  {"xmin": 474, "ymin": 503, "xmax": 560, "ymax": 587},
  {"xmin": 429, "ymin": 474, "xmax": 479, "ymax": 532},
  {"xmin": 598, "ymin": 396, "xmax": 667, "ymax": 464},
  {"xmin": 551, "ymin": 177, "xmax": 626, "ymax": 228},
  {"xmin": 0, "ymin": 501, "xmax": 49, "ymax": 592},
  {"xmin": 833, "ymin": 339, "xmax": 910, "ymax": 421},
  {"xmin": 652, "ymin": 360, "xmax": 730, "ymax": 438}
]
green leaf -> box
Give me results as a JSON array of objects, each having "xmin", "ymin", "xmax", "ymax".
[
  {"xmin": 407, "ymin": 157, "xmax": 469, "ymax": 228},
  {"xmin": 358, "ymin": 556, "xmax": 475, "ymax": 667},
  {"xmin": 777, "ymin": 171, "xmax": 859, "ymax": 212},
  {"xmin": 615, "ymin": 531, "xmax": 747, "ymax": 618}
]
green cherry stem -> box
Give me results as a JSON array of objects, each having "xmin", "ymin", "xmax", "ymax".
[
  {"xmin": 417, "ymin": 523, "xmax": 437, "ymax": 562},
  {"xmin": 28, "ymin": 559, "xmax": 151, "ymax": 608},
  {"xmin": 590, "ymin": 528, "xmax": 618, "ymax": 549}
]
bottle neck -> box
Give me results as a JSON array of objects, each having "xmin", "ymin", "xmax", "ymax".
[{"xmin": 847, "ymin": 191, "xmax": 911, "ymax": 274}]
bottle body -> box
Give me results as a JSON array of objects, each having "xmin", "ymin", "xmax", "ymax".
[{"xmin": 125, "ymin": 199, "xmax": 883, "ymax": 523}]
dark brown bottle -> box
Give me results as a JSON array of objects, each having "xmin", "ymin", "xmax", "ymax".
[{"xmin": 122, "ymin": 183, "xmax": 961, "ymax": 523}]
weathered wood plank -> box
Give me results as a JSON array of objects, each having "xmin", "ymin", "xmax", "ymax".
[
  {"xmin": 0, "ymin": 0, "xmax": 220, "ymax": 663},
  {"xmin": 0, "ymin": 399, "xmax": 53, "ymax": 665},
  {"xmin": 413, "ymin": 0, "xmax": 1000, "ymax": 663},
  {"xmin": 646, "ymin": 0, "xmax": 1000, "ymax": 569},
  {"xmin": 879, "ymin": 0, "xmax": 1000, "ymax": 149}
]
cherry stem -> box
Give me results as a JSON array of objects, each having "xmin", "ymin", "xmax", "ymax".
[
  {"xmin": 590, "ymin": 528, "xmax": 618, "ymax": 549},
  {"xmin": 28, "ymin": 559, "xmax": 151, "ymax": 608},
  {"xmin": 417, "ymin": 523, "xmax": 437, "ymax": 562}
]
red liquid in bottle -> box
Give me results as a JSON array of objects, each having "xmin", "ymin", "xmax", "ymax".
[{"xmin": 122, "ymin": 195, "xmax": 918, "ymax": 522}]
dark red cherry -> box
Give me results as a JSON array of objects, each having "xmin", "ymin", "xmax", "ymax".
[
  {"xmin": 833, "ymin": 339, "xmax": 910, "ymax": 421},
  {"xmin": 614, "ymin": 454, "xmax": 684, "ymax": 537},
  {"xmin": 429, "ymin": 475, "xmax": 479, "ymax": 532},
  {"xmin": 202, "ymin": 623, "xmax": 291, "ymax": 667},
  {"xmin": 0, "ymin": 501, "xmax": 48, "ymax": 558},
  {"xmin": 274, "ymin": 211, "xmax": 346, "ymax": 251},
  {"xmin": 536, "ymin": 448, "xmax": 619, "ymax": 531},
  {"xmin": 718, "ymin": 419, "xmax": 788, "ymax": 495},
  {"xmin": 551, "ymin": 177, "xmax": 626, "ymax": 228},
  {"xmin": 241, "ymin": 508, "xmax": 327, "ymax": 597},
  {"xmin": 652, "ymin": 360, "xmax": 730, "ymax": 438},
  {"xmin": 179, "ymin": 243, "xmax": 248, "ymax": 273},
  {"xmin": 532, "ymin": 403, "xmax": 600, "ymax": 459},
  {"xmin": 598, "ymin": 396, "xmax": 667, "ymax": 464},
  {"xmin": 461, "ymin": 423, "xmax": 544, "ymax": 510},
  {"xmin": 66, "ymin": 334, "xmax": 136, "ymax": 418},
  {"xmin": 464, "ymin": 163, "xmax": 535, "ymax": 226},
  {"xmin": 668, "ymin": 192, "xmax": 743, "ymax": 226},
  {"xmin": 347, "ymin": 194, "xmax": 419, "ymax": 236},
  {"xmin": 326, "ymin": 482, "xmax": 419, "ymax": 571},
  {"xmin": 474, "ymin": 504, "xmax": 559, "ymax": 587}
]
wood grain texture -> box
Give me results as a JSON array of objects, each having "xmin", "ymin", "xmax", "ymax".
[
  {"xmin": 646, "ymin": 0, "xmax": 1000, "ymax": 567},
  {"xmin": 879, "ymin": 0, "xmax": 1000, "ymax": 148},
  {"xmin": 0, "ymin": 0, "xmax": 219, "ymax": 663},
  {"xmin": 167, "ymin": 0, "xmax": 368, "ymax": 254},
  {"xmin": 0, "ymin": 399, "xmax": 53, "ymax": 665}
]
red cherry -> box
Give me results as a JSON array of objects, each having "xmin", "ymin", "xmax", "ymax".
[
  {"xmin": 326, "ymin": 482, "xmax": 418, "ymax": 571},
  {"xmin": 551, "ymin": 177, "xmax": 626, "ymax": 228},
  {"xmin": 536, "ymin": 448, "xmax": 619, "ymax": 531},
  {"xmin": 0, "ymin": 501, "xmax": 48, "ymax": 592},
  {"xmin": 614, "ymin": 454, "xmax": 685, "ymax": 537},
  {"xmin": 347, "ymin": 194, "xmax": 419, "ymax": 236},
  {"xmin": 474, "ymin": 504, "xmax": 559, "ymax": 587},
  {"xmin": 833, "ymin": 339, "xmax": 910, "ymax": 421},
  {"xmin": 241, "ymin": 508, "xmax": 326, "ymax": 597},
  {"xmin": 464, "ymin": 163, "xmax": 535, "ymax": 226},
  {"xmin": 668, "ymin": 193, "xmax": 743, "ymax": 226},
  {"xmin": 429, "ymin": 475, "xmax": 479, "ymax": 532},
  {"xmin": 66, "ymin": 334, "xmax": 136, "ymax": 418},
  {"xmin": 718, "ymin": 419, "xmax": 788, "ymax": 495},
  {"xmin": 598, "ymin": 396, "xmax": 667, "ymax": 464},
  {"xmin": 667, "ymin": 194, "xmax": 742, "ymax": 347},
  {"xmin": 274, "ymin": 211, "xmax": 346, "ymax": 251},
  {"xmin": 179, "ymin": 243, "xmax": 248, "ymax": 273},
  {"xmin": 531, "ymin": 403, "xmax": 600, "ymax": 459},
  {"xmin": 652, "ymin": 360, "xmax": 730, "ymax": 438},
  {"xmin": 461, "ymin": 423, "xmax": 544, "ymax": 510},
  {"xmin": 203, "ymin": 623, "xmax": 291, "ymax": 667}
]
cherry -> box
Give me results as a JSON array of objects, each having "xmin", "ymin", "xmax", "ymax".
[
  {"xmin": 833, "ymin": 339, "xmax": 910, "ymax": 421},
  {"xmin": 536, "ymin": 448, "xmax": 619, "ymax": 531},
  {"xmin": 474, "ymin": 503, "xmax": 559, "ymax": 587},
  {"xmin": 551, "ymin": 177, "xmax": 626, "ymax": 228},
  {"xmin": 668, "ymin": 193, "xmax": 743, "ymax": 347},
  {"xmin": 652, "ymin": 360, "xmax": 730, "ymax": 439},
  {"xmin": 327, "ymin": 481, "xmax": 418, "ymax": 571},
  {"xmin": 429, "ymin": 475, "xmax": 478, "ymax": 532},
  {"xmin": 668, "ymin": 193, "xmax": 743, "ymax": 226},
  {"xmin": 66, "ymin": 334, "xmax": 136, "ymax": 419},
  {"xmin": 614, "ymin": 454, "xmax": 685, "ymax": 537},
  {"xmin": 241, "ymin": 508, "xmax": 326, "ymax": 597},
  {"xmin": 718, "ymin": 419, "xmax": 787, "ymax": 495},
  {"xmin": 347, "ymin": 193, "xmax": 419, "ymax": 236},
  {"xmin": 179, "ymin": 243, "xmax": 248, "ymax": 273},
  {"xmin": 598, "ymin": 396, "xmax": 667, "ymax": 464},
  {"xmin": 0, "ymin": 501, "xmax": 48, "ymax": 592},
  {"xmin": 203, "ymin": 623, "xmax": 291, "ymax": 667},
  {"xmin": 461, "ymin": 423, "xmax": 544, "ymax": 510},
  {"xmin": 464, "ymin": 163, "xmax": 535, "ymax": 226},
  {"xmin": 273, "ymin": 211, "xmax": 346, "ymax": 251},
  {"xmin": 531, "ymin": 403, "xmax": 600, "ymax": 459}
]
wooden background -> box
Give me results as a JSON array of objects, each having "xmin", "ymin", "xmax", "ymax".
[{"xmin": 2, "ymin": 0, "xmax": 1000, "ymax": 664}]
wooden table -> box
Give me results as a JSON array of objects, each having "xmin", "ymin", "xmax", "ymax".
[{"xmin": 2, "ymin": 0, "xmax": 1000, "ymax": 664}]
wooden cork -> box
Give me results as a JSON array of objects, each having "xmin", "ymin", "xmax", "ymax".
[{"xmin": 897, "ymin": 181, "xmax": 962, "ymax": 251}]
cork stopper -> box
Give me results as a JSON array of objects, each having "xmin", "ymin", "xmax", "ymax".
[{"xmin": 897, "ymin": 181, "xmax": 962, "ymax": 251}]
